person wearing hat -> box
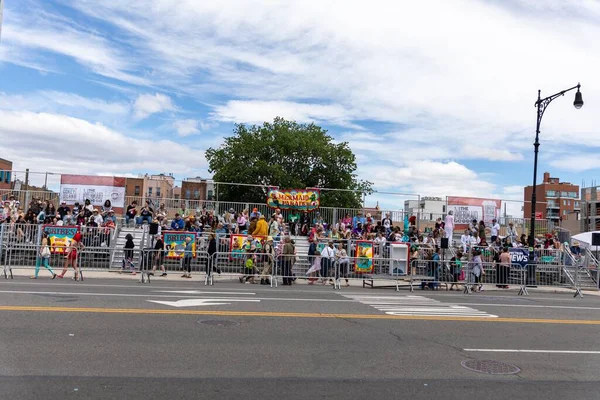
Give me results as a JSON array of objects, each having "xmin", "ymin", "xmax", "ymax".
[
  {"xmin": 104, "ymin": 209, "xmax": 117, "ymax": 225},
  {"xmin": 250, "ymin": 207, "xmax": 261, "ymax": 220},
  {"xmin": 506, "ymin": 222, "xmax": 518, "ymax": 244},
  {"xmin": 252, "ymin": 215, "xmax": 269, "ymax": 237},
  {"xmin": 92, "ymin": 209, "xmax": 104, "ymax": 225},
  {"xmin": 570, "ymin": 241, "xmax": 582, "ymax": 257},
  {"xmin": 57, "ymin": 201, "xmax": 70, "ymax": 220}
]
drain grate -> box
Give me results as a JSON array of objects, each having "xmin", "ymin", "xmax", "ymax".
[
  {"xmin": 198, "ymin": 319, "xmax": 240, "ymax": 327},
  {"xmin": 461, "ymin": 359, "xmax": 521, "ymax": 375}
]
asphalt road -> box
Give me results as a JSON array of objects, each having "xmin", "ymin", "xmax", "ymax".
[{"xmin": 0, "ymin": 277, "xmax": 599, "ymax": 399}]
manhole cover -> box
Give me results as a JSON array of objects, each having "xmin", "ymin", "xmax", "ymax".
[
  {"xmin": 461, "ymin": 360, "xmax": 521, "ymax": 375},
  {"xmin": 198, "ymin": 319, "xmax": 239, "ymax": 327}
]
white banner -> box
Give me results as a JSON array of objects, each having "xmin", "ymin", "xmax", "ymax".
[
  {"xmin": 449, "ymin": 205, "xmax": 481, "ymax": 226},
  {"xmin": 60, "ymin": 184, "xmax": 126, "ymax": 208}
]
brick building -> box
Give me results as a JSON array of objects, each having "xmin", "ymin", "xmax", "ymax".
[
  {"xmin": 523, "ymin": 172, "xmax": 580, "ymax": 224},
  {"xmin": 0, "ymin": 158, "xmax": 13, "ymax": 190},
  {"xmin": 181, "ymin": 177, "xmax": 209, "ymax": 201}
]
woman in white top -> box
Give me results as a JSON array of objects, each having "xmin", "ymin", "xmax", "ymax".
[{"xmin": 460, "ymin": 229, "xmax": 471, "ymax": 253}]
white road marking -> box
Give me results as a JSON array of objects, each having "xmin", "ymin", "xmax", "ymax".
[
  {"xmin": 148, "ymin": 299, "xmax": 261, "ymax": 307},
  {"xmin": 342, "ymin": 294, "xmax": 498, "ymax": 318},
  {"xmin": 464, "ymin": 349, "xmax": 600, "ymax": 354},
  {"xmin": 155, "ymin": 290, "xmax": 256, "ymax": 295}
]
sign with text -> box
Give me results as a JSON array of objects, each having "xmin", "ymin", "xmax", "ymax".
[
  {"xmin": 43, "ymin": 225, "xmax": 79, "ymax": 253},
  {"xmin": 447, "ymin": 197, "xmax": 501, "ymax": 231},
  {"xmin": 266, "ymin": 189, "xmax": 320, "ymax": 211},
  {"xmin": 164, "ymin": 232, "xmax": 197, "ymax": 259},
  {"xmin": 60, "ymin": 175, "xmax": 126, "ymax": 208},
  {"xmin": 509, "ymin": 247, "xmax": 529, "ymax": 269}
]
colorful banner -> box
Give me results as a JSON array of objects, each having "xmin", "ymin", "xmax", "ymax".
[
  {"xmin": 164, "ymin": 232, "xmax": 197, "ymax": 259},
  {"xmin": 60, "ymin": 175, "xmax": 127, "ymax": 208},
  {"xmin": 266, "ymin": 189, "xmax": 320, "ymax": 211},
  {"xmin": 447, "ymin": 196, "xmax": 501, "ymax": 230},
  {"xmin": 354, "ymin": 240, "xmax": 374, "ymax": 273},
  {"xmin": 230, "ymin": 234, "xmax": 266, "ymax": 260},
  {"xmin": 43, "ymin": 225, "xmax": 79, "ymax": 253}
]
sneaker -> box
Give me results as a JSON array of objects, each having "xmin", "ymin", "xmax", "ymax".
[
  {"xmin": 52, "ymin": 274, "xmax": 57, "ymax": 280},
  {"xmin": 181, "ymin": 274, "xmax": 187, "ymax": 278},
  {"xmin": 160, "ymin": 273, "xmax": 167, "ymax": 277},
  {"xmin": 30, "ymin": 276, "xmax": 37, "ymax": 279},
  {"xmin": 148, "ymin": 272, "xmax": 154, "ymax": 277}
]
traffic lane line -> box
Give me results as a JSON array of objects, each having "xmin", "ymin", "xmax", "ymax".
[
  {"xmin": 1, "ymin": 305, "xmax": 600, "ymax": 324},
  {"xmin": 464, "ymin": 349, "xmax": 600, "ymax": 354}
]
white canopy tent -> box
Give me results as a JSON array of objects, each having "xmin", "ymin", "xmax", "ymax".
[{"xmin": 571, "ymin": 231, "xmax": 600, "ymax": 249}]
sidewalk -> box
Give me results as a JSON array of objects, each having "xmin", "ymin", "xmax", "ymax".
[{"xmin": 6, "ymin": 268, "xmax": 600, "ymax": 296}]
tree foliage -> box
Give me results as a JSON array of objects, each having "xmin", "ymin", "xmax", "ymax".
[{"xmin": 205, "ymin": 117, "xmax": 372, "ymax": 208}]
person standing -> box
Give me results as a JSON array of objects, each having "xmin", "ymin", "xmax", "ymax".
[
  {"xmin": 444, "ymin": 211, "xmax": 455, "ymax": 243},
  {"xmin": 121, "ymin": 233, "xmax": 136, "ymax": 276},
  {"xmin": 498, "ymin": 247, "xmax": 511, "ymax": 289},
  {"xmin": 281, "ymin": 237, "xmax": 295, "ymax": 286},
  {"xmin": 449, "ymin": 251, "xmax": 463, "ymax": 291},
  {"xmin": 382, "ymin": 213, "xmax": 392, "ymax": 236},
  {"xmin": 320, "ymin": 240, "xmax": 335, "ymax": 285},
  {"xmin": 471, "ymin": 250, "xmax": 484, "ymax": 292},
  {"xmin": 149, "ymin": 235, "xmax": 167, "ymax": 277},
  {"xmin": 490, "ymin": 219, "xmax": 501, "ymax": 243},
  {"xmin": 336, "ymin": 243, "xmax": 350, "ymax": 287},
  {"xmin": 268, "ymin": 214, "xmax": 280, "ymax": 238},
  {"xmin": 57, "ymin": 232, "xmax": 82, "ymax": 280},
  {"xmin": 506, "ymin": 222, "xmax": 518, "ymax": 245},
  {"xmin": 181, "ymin": 236, "xmax": 193, "ymax": 278},
  {"xmin": 31, "ymin": 238, "xmax": 57, "ymax": 279},
  {"xmin": 260, "ymin": 237, "xmax": 274, "ymax": 285}
]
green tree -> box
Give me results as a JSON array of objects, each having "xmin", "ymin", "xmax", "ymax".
[{"xmin": 205, "ymin": 117, "xmax": 372, "ymax": 208}]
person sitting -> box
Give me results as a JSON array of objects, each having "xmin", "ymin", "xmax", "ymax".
[{"xmin": 171, "ymin": 213, "xmax": 185, "ymax": 231}]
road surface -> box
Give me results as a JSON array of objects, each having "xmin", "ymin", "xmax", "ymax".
[{"xmin": 0, "ymin": 277, "xmax": 599, "ymax": 399}]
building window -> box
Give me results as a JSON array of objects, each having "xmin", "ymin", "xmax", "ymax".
[
  {"xmin": 207, "ymin": 190, "xmax": 213, "ymax": 200},
  {"xmin": 134, "ymin": 186, "xmax": 140, "ymax": 196},
  {"xmin": 156, "ymin": 187, "xmax": 161, "ymax": 197},
  {"xmin": 0, "ymin": 171, "xmax": 3, "ymax": 182},
  {"xmin": 194, "ymin": 190, "xmax": 200, "ymax": 200},
  {"xmin": 546, "ymin": 190, "xmax": 556, "ymax": 197},
  {"xmin": 148, "ymin": 187, "xmax": 153, "ymax": 197},
  {"xmin": 563, "ymin": 200, "xmax": 567, "ymax": 206},
  {"xmin": 185, "ymin": 189, "xmax": 191, "ymax": 199},
  {"xmin": 5, "ymin": 171, "xmax": 10, "ymax": 183},
  {"xmin": 561, "ymin": 191, "xmax": 568, "ymax": 197}
]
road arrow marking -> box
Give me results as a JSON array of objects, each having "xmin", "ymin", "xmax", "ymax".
[{"xmin": 148, "ymin": 299, "xmax": 260, "ymax": 308}]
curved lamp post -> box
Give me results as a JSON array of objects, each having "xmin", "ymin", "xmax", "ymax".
[{"xmin": 528, "ymin": 83, "xmax": 583, "ymax": 285}]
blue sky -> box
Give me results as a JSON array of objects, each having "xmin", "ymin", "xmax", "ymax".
[{"xmin": 1, "ymin": 0, "xmax": 599, "ymax": 216}]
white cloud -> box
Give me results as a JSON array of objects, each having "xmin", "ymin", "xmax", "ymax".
[
  {"xmin": 549, "ymin": 154, "xmax": 600, "ymax": 172},
  {"xmin": 0, "ymin": 110, "xmax": 208, "ymax": 177},
  {"xmin": 133, "ymin": 93, "xmax": 175, "ymax": 120},
  {"xmin": 173, "ymin": 119, "xmax": 200, "ymax": 136},
  {"xmin": 212, "ymin": 100, "xmax": 363, "ymax": 129},
  {"xmin": 0, "ymin": 91, "xmax": 130, "ymax": 116}
]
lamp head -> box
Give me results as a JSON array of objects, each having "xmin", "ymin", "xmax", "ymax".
[{"xmin": 573, "ymin": 84, "xmax": 584, "ymax": 109}]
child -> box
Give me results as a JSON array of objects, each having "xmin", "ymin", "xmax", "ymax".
[
  {"xmin": 305, "ymin": 250, "xmax": 321, "ymax": 284},
  {"xmin": 121, "ymin": 233, "xmax": 136, "ymax": 275},
  {"xmin": 32, "ymin": 238, "xmax": 57, "ymax": 279},
  {"xmin": 239, "ymin": 245, "xmax": 257, "ymax": 284}
]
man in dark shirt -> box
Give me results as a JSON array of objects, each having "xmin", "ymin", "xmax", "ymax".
[
  {"xmin": 126, "ymin": 201, "xmax": 138, "ymax": 227},
  {"xmin": 138, "ymin": 200, "xmax": 154, "ymax": 226},
  {"xmin": 57, "ymin": 201, "xmax": 70, "ymax": 220}
]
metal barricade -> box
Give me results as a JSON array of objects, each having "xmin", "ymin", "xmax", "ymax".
[
  {"xmin": 0, "ymin": 223, "xmax": 41, "ymax": 245},
  {"xmin": 211, "ymin": 251, "xmax": 275, "ymax": 287}
]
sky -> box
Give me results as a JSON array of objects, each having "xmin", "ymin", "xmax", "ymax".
[{"xmin": 0, "ymin": 0, "xmax": 599, "ymax": 216}]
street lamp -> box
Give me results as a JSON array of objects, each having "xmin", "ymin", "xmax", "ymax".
[{"xmin": 528, "ymin": 83, "xmax": 583, "ymax": 285}]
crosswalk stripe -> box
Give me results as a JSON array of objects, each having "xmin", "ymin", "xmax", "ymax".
[{"xmin": 341, "ymin": 294, "xmax": 498, "ymax": 318}]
